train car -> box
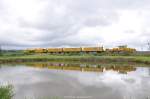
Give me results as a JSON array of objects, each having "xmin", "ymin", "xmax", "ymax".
[
  {"xmin": 47, "ymin": 48, "xmax": 63, "ymax": 53},
  {"xmin": 82, "ymin": 47, "xmax": 104, "ymax": 52},
  {"xmin": 63, "ymin": 48, "xmax": 82, "ymax": 52},
  {"xmin": 34, "ymin": 48, "xmax": 47, "ymax": 53}
]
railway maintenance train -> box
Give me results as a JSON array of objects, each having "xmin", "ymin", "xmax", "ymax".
[
  {"xmin": 25, "ymin": 45, "xmax": 136, "ymax": 54},
  {"xmin": 105, "ymin": 45, "xmax": 136, "ymax": 53}
]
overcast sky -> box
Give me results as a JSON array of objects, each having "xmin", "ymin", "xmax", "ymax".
[{"xmin": 0, "ymin": 0, "xmax": 150, "ymax": 50}]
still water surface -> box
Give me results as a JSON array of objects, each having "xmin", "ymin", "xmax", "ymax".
[{"xmin": 0, "ymin": 63, "xmax": 150, "ymax": 99}]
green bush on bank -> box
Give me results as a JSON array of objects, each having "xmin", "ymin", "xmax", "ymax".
[{"xmin": 0, "ymin": 85, "xmax": 14, "ymax": 99}]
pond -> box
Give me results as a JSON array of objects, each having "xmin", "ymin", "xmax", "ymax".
[{"xmin": 0, "ymin": 62, "xmax": 150, "ymax": 99}]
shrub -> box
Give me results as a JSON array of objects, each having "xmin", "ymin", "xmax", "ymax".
[{"xmin": 0, "ymin": 85, "xmax": 14, "ymax": 99}]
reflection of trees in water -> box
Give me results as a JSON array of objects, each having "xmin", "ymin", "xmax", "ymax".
[{"xmin": 26, "ymin": 62, "xmax": 136, "ymax": 74}]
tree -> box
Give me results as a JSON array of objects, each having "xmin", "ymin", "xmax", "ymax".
[
  {"xmin": 147, "ymin": 41, "xmax": 150, "ymax": 51},
  {"xmin": 0, "ymin": 45, "xmax": 2, "ymax": 55}
]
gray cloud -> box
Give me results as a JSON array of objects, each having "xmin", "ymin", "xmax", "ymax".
[{"xmin": 0, "ymin": 0, "xmax": 150, "ymax": 50}]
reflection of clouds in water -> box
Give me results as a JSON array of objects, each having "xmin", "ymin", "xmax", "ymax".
[
  {"xmin": 0, "ymin": 66, "xmax": 52, "ymax": 86},
  {"xmin": 67, "ymin": 67, "xmax": 150, "ymax": 86},
  {"xmin": 129, "ymin": 67, "xmax": 150, "ymax": 77},
  {"xmin": 0, "ymin": 66, "xmax": 150, "ymax": 99},
  {"xmin": 64, "ymin": 68, "xmax": 150, "ymax": 98},
  {"xmin": 66, "ymin": 70, "xmax": 127, "ymax": 86}
]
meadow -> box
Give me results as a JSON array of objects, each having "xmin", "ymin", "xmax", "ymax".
[{"xmin": 0, "ymin": 50, "xmax": 150, "ymax": 64}]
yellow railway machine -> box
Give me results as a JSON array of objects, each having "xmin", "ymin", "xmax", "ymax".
[
  {"xmin": 106, "ymin": 45, "xmax": 136, "ymax": 53},
  {"xmin": 47, "ymin": 48, "xmax": 63, "ymax": 53},
  {"xmin": 34, "ymin": 48, "xmax": 47, "ymax": 53},
  {"xmin": 82, "ymin": 47, "xmax": 104, "ymax": 52},
  {"xmin": 63, "ymin": 48, "xmax": 82, "ymax": 52}
]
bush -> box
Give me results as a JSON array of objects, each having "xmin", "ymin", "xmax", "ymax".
[{"xmin": 0, "ymin": 85, "xmax": 14, "ymax": 99}]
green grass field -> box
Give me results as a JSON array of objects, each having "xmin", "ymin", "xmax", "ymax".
[
  {"xmin": 0, "ymin": 50, "xmax": 150, "ymax": 64},
  {"xmin": 0, "ymin": 54, "xmax": 150, "ymax": 64}
]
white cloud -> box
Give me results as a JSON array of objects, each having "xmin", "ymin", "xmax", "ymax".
[{"xmin": 0, "ymin": 0, "xmax": 150, "ymax": 50}]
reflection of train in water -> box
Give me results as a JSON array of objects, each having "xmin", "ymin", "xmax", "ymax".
[
  {"xmin": 25, "ymin": 45, "xmax": 136, "ymax": 54},
  {"xmin": 27, "ymin": 63, "xmax": 136, "ymax": 74}
]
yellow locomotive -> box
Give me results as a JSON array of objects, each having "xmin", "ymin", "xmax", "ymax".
[{"xmin": 106, "ymin": 45, "xmax": 136, "ymax": 53}]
